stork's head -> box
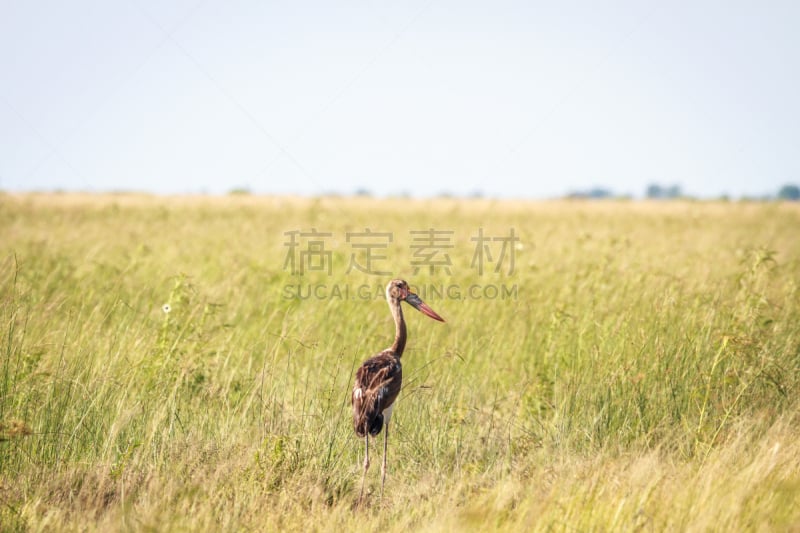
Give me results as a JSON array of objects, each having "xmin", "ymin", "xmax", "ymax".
[{"xmin": 385, "ymin": 279, "xmax": 445, "ymax": 322}]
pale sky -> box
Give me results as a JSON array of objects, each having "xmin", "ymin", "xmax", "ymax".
[{"xmin": 1, "ymin": 1, "xmax": 798, "ymax": 198}]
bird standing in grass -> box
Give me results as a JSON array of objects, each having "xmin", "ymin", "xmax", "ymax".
[{"xmin": 352, "ymin": 279, "xmax": 445, "ymax": 505}]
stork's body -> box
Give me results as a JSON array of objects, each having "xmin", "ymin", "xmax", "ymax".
[{"xmin": 352, "ymin": 280, "xmax": 445, "ymax": 504}]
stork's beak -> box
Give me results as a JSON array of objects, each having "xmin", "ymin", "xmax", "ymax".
[{"xmin": 405, "ymin": 292, "xmax": 445, "ymax": 322}]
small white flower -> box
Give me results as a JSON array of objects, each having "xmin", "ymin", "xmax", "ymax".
[{"xmin": 162, "ymin": 304, "xmax": 171, "ymax": 314}]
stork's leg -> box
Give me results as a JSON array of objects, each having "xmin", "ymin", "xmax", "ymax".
[
  {"xmin": 358, "ymin": 434, "xmax": 370, "ymax": 506},
  {"xmin": 380, "ymin": 421, "xmax": 389, "ymax": 499}
]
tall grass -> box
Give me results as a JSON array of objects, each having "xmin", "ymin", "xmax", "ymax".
[{"xmin": 1, "ymin": 194, "xmax": 799, "ymax": 531}]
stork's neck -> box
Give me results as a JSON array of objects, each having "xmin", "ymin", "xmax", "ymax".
[{"xmin": 389, "ymin": 298, "xmax": 407, "ymax": 357}]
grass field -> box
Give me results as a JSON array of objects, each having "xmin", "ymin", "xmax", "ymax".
[{"xmin": 1, "ymin": 193, "xmax": 799, "ymax": 531}]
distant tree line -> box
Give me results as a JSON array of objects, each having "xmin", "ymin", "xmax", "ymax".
[
  {"xmin": 565, "ymin": 183, "xmax": 800, "ymax": 201},
  {"xmin": 645, "ymin": 184, "xmax": 683, "ymax": 199},
  {"xmin": 777, "ymin": 184, "xmax": 800, "ymax": 200},
  {"xmin": 224, "ymin": 183, "xmax": 800, "ymax": 200}
]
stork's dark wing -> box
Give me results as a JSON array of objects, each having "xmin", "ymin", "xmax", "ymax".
[{"xmin": 352, "ymin": 353, "xmax": 402, "ymax": 437}]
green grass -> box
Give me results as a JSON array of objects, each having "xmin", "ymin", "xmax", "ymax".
[{"xmin": 1, "ymin": 194, "xmax": 799, "ymax": 531}]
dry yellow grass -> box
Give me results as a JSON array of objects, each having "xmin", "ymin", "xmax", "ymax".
[{"xmin": 1, "ymin": 193, "xmax": 799, "ymax": 531}]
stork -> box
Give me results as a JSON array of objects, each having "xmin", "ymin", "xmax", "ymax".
[{"xmin": 352, "ymin": 279, "xmax": 445, "ymax": 505}]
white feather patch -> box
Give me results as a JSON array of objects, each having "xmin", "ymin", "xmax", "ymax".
[
  {"xmin": 382, "ymin": 402, "xmax": 394, "ymax": 424},
  {"xmin": 353, "ymin": 388, "xmax": 363, "ymax": 399}
]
